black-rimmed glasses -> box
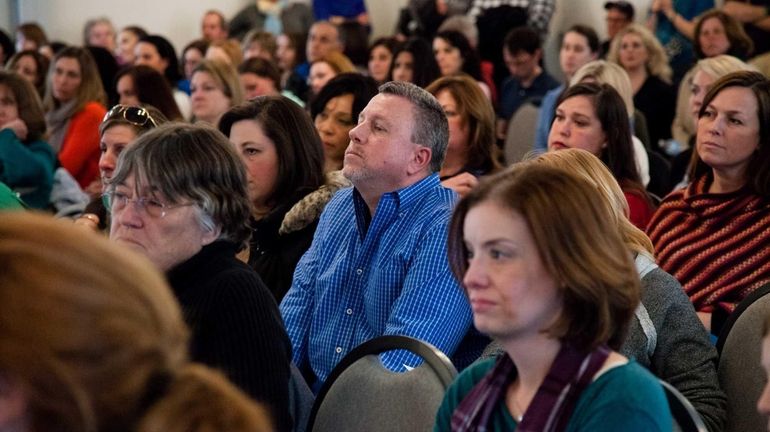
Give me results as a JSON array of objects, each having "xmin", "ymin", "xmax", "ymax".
[{"xmin": 102, "ymin": 105, "xmax": 158, "ymax": 128}]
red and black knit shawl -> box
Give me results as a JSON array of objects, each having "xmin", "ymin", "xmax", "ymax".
[{"xmin": 647, "ymin": 174, "xmax": 770, "ymax": 314}]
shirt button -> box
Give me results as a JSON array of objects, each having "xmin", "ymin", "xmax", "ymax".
[
  {"xmin": 356, "ymin": 268, "xmax": 363, "ymax": 275},
  {"xmin": 335, "ymin": 347, "xmax": 342, "ymax": 354},
  {"xmin": 346, "ymin": 308, "xmax": 353, "ymax": 315}
]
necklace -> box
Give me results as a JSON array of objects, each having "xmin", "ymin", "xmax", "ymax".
[{"xmin": 508, "ymin": 385, "xmax": 526, "ymax": 423}]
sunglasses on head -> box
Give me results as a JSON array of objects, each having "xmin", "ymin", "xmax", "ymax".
[{"xmin": 103, "ymin": 105, "xmax": 158, "ymax": 128}]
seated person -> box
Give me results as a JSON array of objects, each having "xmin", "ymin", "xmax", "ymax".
[
  {"xmin": 647, "ymin": 71, "xmax": 770, "ymax": 333},
  {"xmin": 280, "ymin": 81, "xmax": 487, "ymax": 390},
  {"xmin": 0, "ymin": 212, "xmax": 272, "ymax": 431},
  {"xmin": 107, "ymin": 123, "xmax": 292, "ymax": 431},
  {"xmin": 435, "ymin": 163, "xmax": 672, "ymax": 431}
]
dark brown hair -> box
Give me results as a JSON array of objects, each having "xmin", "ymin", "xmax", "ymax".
[
  {"xmin": 115, "ymin": 65, "xmax": 183, "ymax": 121},
  {"xmin": 0, "ymin": 70, "xmax": 47, "ymax": 142},
  {"xmin": 693, "ymin": 9, "xmax": 753, "ymax": 59},
  {"xmin": 219, "ymin": 96, "xmax": 326, "ymax": 211}
]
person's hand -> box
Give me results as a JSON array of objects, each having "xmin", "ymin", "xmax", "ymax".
[
  {"xmin": 441, "ymin": 172, "xmax": 479, "ymax": 198},
  {"xmin": 650, "ymin": 0, "xmax": 662, "ymax": 13},
  {"xmin": 436, "ymin": 0, "xmax": 448, "ymax": 15},
  {"xmin": 658, "ymin": 0, "xmax": 674, "ymax": 14},
  {"xmin": 74, "ymin": 213, "xmax": 100, "ymax": 232},
  {"xmin": 84, "ymin": 179, "xmax": 103, "ymax": 198},
  {"xmin": 1, "ymin": 119, "xmax": 28, "ymax": 141}
]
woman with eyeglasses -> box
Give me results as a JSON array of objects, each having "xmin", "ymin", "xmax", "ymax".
[
  {"xmin": 0, "ymin": 70, "xmax": 55, "ymax": 209},
  {"xmin": 43, "ymin": 46, "xmax": 107, "ymax": 189},
  {"xmin": 75, "ymin": 104, "xmax": 166, "ymax": 231},
  {"xmin": 106, "ymin": 123, "xmax": 292, "ymax": 432}
]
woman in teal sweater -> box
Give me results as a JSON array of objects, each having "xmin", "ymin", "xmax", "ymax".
[
  {"xmin": 436, "ymin": 163, "xmax": 672, "ymax": 431},
  {"xmin": 0, "ymin": 71, "xmax": 54, "ymax": 209}
]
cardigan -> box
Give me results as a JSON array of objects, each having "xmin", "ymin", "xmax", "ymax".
[
  {"xmin": 647, "ymin": 174, "xmax": 770, "ymax": 314},
  {"xmin": 58, "ymin": 101, "xmax": 106, "ymax": 188},
  {"xmin": 166, "ymin": 240, "xmax": 293, "ymax": 432}
]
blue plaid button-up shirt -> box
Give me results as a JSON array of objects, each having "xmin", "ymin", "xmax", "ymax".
[{"xmin": 280, "ymin": 174, "xmax": 478, "ymax": 386}]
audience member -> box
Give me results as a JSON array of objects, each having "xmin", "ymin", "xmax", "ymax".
[
  {"xmin": 670, "ymin": 55, "xmax": 753, "ymax": 186},
  {"xmin": 313, "ymin": 0, "xmax": 368, "ymax": 26},
  {"xmin": 647, "ymin": 0, "xmax": 713, "ymax": 84},
  {"xmin": 75, "ymin": 104, "xmax": 166, "ymax": 231},
  {"xmin": 43, "ymin": 46, "xmax": 107, "ymax": 188},
  {"xmin": 201, "ymin": 9, "xmax": 229, "ymax": 43},
  {"xmin": 569, "ymin": 60, "xmax": 652, "ymax": 189},
  {"xmin": 758, "ymin": 313, "xmax": 770, "ymax": 429},
  {"xmin": 15, "ymin": 22, "xmax": 48, "ymax": 53},
  {"xmin": 647, "ymin": 71, "xmax": 770, "ymax": 333},
  {"xmin": 277, "ymin": 32, "xmax": 309, "ymax": 99},
  {"xmin": 7, "ymin": 49, "xmax": 50, "ymax": 97},
  {"xmin": 242, "ymin": 29, "xmax": 277, "ymax": 61},
  {"xmin": 135, "ymin": 34, "xmax": 191, "ymax": 119},
  {"xmin": 694, "ymin": 9, "xmax": 754, "ymax": 60},
  {"xmin": 83, "ymin": 17, "xmax": 117, "ymax": 54},
  {"xmin": 238, "ymin": 57, "xmax": 282, "ymax": 99},
  {"xmin": 179, "ymin": 39, "xmax": 209, "ymax": 95},
  {"xmin": 305, "ymin": 21, "xmax": 343, "ymax": 70},
  {"xmin": 87, "ymin": 45, "xmax": 120, "ymax": 106},
  {"xmin": 0, "ymin": 212, "xmax": 273, "ymax": 432},
  {"xmin": 433, "ymin": 30, "xmax": 490, "ymax": 98},
  {"xmin": 426, "ymin": 74, "xmax": 501, "ymax": 197},
  {"xmin": 601, "ymin": 1, "xmax": 635, "ymax": 58},
  {"xmin": 206, "ymin": 39, "xmax": 244, "ymax": 66},
  {"xmin": 548, "ymin": 82, "xmax": 655, "ymax": 229},
  {"xmin": 220, "ymin": 96, "xmax": 344, "ymax": 301},
  {"xmin": 115, "ymin": 25, "xmax": 148, "ymax": 66},
  {"xmin": 190, "ymin": 60, "xmax": 244, "ymax": 126},
  {"xmin": 722, "ymin": 0, "xmax": 770, "ymax": 56},
  {"xmin": 468, "ymin": 0, "xmax": 555, "ymax": 39},
  {"xmin": 528, "ymin": 149, "xmax": 726, "ymax": 432},
  {"xmin": 0, "ymin": 71, "xmax": 54, "ymax": 209},
  {"xmin": 115, "ymin": 65, "xmax": 184, "ymax": 121},
  {"xmin": 280, "ymin": 81, "xmax": 486, "ymax": 390},
  {"xmin": 496, "ymin": 26, "xmax": 559, "ymax": 140},
  {"xmin": 367, "ymin": 37, "xmax": 400, "ymax": 84},
  {"xmin": 608, "ymin": 23, "xmax": 675, "ymax": 153},
  {"xmin": 310, "ymin": 73, "xmax": 378, "ymax": 172},
  {"xmin": 436, "ymin": 163, "xmax": 671, "ymax": 431},
  {"xmin": 390, "ymin": 37, "xmax": 440, "ymax": 88},
  {"xmin": 534, "ymin": 25, "xmax": 599, "ymax": 152},
  {"xmin": 107, "ymin": 123, "xmax": 292, "ymax": 431},
  {"xmin": 307, "ymin": 51, "xmax": 356, "ymax": 97}
]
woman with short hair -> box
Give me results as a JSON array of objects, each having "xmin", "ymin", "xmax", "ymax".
[{"xmin": 107, "ymin": 123, "xmax": 292, "ymax": 431}]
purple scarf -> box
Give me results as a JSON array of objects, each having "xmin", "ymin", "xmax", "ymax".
[{"xmin": 450, "ymin": 343, "xmax": 610, "ymax": 432}]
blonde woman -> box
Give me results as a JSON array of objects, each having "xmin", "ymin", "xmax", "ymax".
[
  {"xmin": 0, "ymin": 213, "xmax": 272, "ymax": 432},
  {"xmin": 608, "ymin": 23, "xmax": 676, "ymax": 152},
  {"xmin": 308, "ymin": 50, "xmax": 357, "ymax": 97},
  {"xmin": 190, "ymin": 59, "xmax": 244, "ymax": 126}
]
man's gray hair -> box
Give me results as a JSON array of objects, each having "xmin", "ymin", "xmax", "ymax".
[{"xmin": 379, "ymin": 81, "xmax": 449, "ymax": 173}]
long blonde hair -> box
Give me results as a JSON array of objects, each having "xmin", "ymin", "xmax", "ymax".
[
  {"xmin": 530, "ymin": 149, "xmax": 655, "ymax": 257},
  {"xmin": 607, "ymin": 23, "xmax": 672, "ymax": 83},
  {"xmin": 0, "ymin": 213, "xmax": 272, "ymax": 432}
]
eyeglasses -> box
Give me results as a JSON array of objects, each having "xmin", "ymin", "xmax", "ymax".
[
  {"xmin": 102, "ymin": 105, "xmax": 158, "ymax": 128},
  {"xmin": 103, "ymin": 190, "xmax": 192, "ymax": 218}
]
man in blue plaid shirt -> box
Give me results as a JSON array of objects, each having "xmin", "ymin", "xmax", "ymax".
[{"xmin": 280, "ymin": 81, "xmax": 487, "ymax": 390}]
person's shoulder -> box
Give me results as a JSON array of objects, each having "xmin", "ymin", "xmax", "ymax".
[
  {"xmin": 590, "ymin": 361, "xmax": 665, "ymax": 402},
  {"xmin": 81, "ymin": 101, "xmax": 107, "ymax": 117},
  {"xmin": 445, "ymin": 357, "xmax": 498, "ymax": 403}
]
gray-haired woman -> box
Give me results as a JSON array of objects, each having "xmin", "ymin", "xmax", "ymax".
[{"xmin": 107, "ymin": 123, "xmax": 293, "ymax": 432}]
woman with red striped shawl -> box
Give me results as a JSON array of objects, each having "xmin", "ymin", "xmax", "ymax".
[{"xmin": 647, "ymin": 71, "xmax": 770, "ymax": 333}]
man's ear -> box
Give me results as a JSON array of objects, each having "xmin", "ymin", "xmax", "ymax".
[{"xmin": 407, "ymin": 145, "xmax": 432, "ymax": 176}]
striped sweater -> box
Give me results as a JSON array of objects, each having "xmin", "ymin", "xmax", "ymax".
[{"xmin": 647, "ymin": 174, "xmax": 770, "ymax": 313}]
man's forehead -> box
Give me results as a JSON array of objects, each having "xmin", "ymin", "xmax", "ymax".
[
  {"xmin": 362, "ymin": 93, "xmax": 411, "ymax": 117},
  {"xmin": 312, "ymin": 23, "xmax": 337, "ymax": 38}
]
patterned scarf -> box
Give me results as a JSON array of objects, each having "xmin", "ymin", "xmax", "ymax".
[{"xmin": 450, "ymin": 343, "xmax": 610, "ymax": 432}]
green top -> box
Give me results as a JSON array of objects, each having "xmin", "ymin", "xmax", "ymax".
[
  {"xmin": 0, "ymin": 181, "xmax": 26, "ymax": 210},
  {"xmin": 435, "ymin": 357, "xmax": 672, "ymax": 432}
]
